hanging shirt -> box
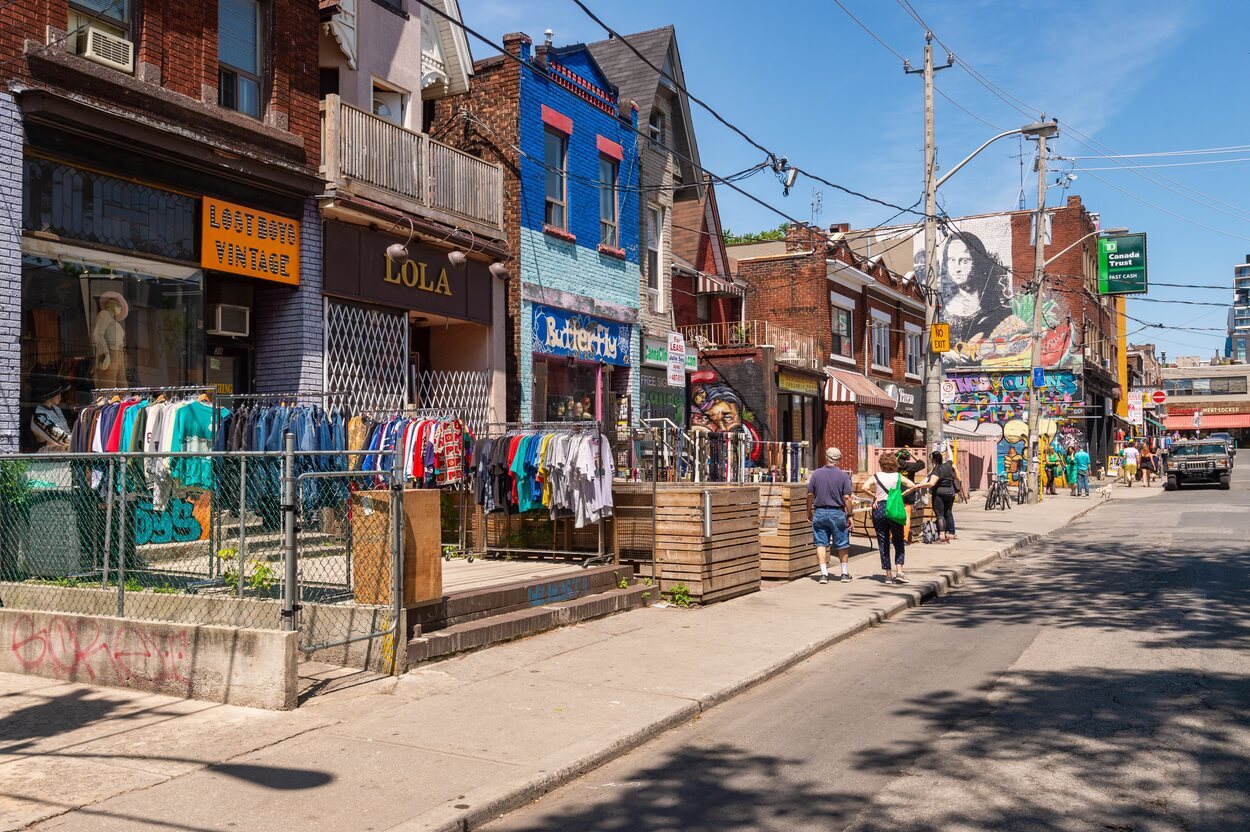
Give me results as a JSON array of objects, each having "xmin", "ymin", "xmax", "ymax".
[{"xmin": 169, "ymin": 401, "xmax": 223, "ymax": 490}]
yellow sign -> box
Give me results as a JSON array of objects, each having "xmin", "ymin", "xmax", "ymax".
[
  {"xmin": 777, "ymin": 372, "xmax": 820, "ymax": 396},
  {"xmin": 930, "ymin": 323, "xmax": 951, "ymax": 353},
  {"xmin": 201, "ymin": 197, "xmax": 300, "ymax": 285},
  {"xmin": 384, "ymin": 256, "xmax": 452, "ymax": 296}
]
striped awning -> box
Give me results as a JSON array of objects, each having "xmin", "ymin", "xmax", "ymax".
[
  {"xmin": 823, "ymin": 367, "xmax": 896, "ymax": 410},
  {"xmin": 696, "ymin": 273, "xmax": 744, "ymax": 297}
]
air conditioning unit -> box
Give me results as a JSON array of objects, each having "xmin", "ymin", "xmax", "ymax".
[
  {"xmin": 82, "ymin": 27, "xmax": 134, "ymax": 73},
  {"xmin": 207, "ymin": 304, "xmax": 250, "ymax": 338}
]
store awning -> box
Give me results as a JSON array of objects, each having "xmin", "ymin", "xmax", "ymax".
[
  {"xmin": 823, "ymin": 367, "xmax": 895, "ymax": 410},
  {"xmin": 1164, "ymin": 413, "xmax": 1250, "ymax": 431},
  {"xmin": 895, "ymin": 415, "xmax": 926, "ymax": 430}
]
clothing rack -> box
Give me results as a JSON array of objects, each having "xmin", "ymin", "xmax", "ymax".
[
  {"xmin": 90, "ymin": 385, "xmax": 216, "ymax": 398},
  {"xmin": 480, "ymin": 420, "xmax": 611, "ymax": 568}
]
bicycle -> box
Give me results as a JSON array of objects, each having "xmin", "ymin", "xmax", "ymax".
[
  {"xmin": 1015, "ymin": 477, "xmax": 1032, "ymax": 505},
  {"xmin": 984, "ymin": 474, "xmax": 1012, "ymax": 511}
]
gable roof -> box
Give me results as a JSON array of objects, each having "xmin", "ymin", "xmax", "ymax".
[{"xmin": 587, "ymin": 26, "xmax": 702, "ymax": 171}]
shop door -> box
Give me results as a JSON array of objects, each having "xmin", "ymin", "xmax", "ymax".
[
  {"xmin": 324, "ymin": 299, "xmax": 408, "ymax": 412},
  {"xmin": 207, "ymin": 342, "xmax": 250, "ymax": 396}
]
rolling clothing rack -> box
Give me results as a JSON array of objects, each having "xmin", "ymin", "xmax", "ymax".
[{"xmin": 477, "ymin": 420, "xmax": 613, "ymax": 568}]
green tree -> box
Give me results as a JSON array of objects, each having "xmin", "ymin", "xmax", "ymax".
[{"xmin": 723, "ymin": 223, "xmax": 789, "ymax": 246}]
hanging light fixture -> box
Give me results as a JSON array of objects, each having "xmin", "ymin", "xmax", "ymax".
[{"xmin": 386, "ymin": 216, "xmax": 417, "ymax": 263}]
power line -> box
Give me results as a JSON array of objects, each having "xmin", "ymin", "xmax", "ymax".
[
  {"xmin": 570, "ymin": 0, "xmax": 926, "ymax": 219},
  {"xmin": 1065, "ymin": 156, "xmax": 1250, "ymax": 172},
  {"xmin": 1067, "ymin": 145, "xmax": 1250, "ymax": 160}
]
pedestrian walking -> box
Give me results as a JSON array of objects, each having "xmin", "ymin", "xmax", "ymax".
[
  {"xmin": 1044, "ymin": 444, "xmax": 1061, "ymax": 496},
  {"xmin": 806, "ymin": 447, "xmax": 854, "ymax": 584},
  {"xmin": 861, "ymin": 452, "xmax": 920, "ymax": 584},
  {"xmin": 913, "ymin": 450, "xmax": 960, "ymax": 543},
  {"xmin": 1064, "ymin": 447, "xmax": 1078, "ymax": 496},
  {"xmin": 897, "ymin": 447, "xmax": 927, "ymax": 542},
  {"xmin": 1122, "ymin": 442, "xmax": 1140, "ymax": 487},
  {"xmin": 1141, "ymin": 442, "xmax": 1157, "ymax": 487},
  {"xmin": 1074, "ymin": 445, "xmax": 1091, "ymax": 496}
]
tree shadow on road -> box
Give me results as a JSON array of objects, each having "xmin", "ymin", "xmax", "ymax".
[{"xmin": 844, "ymin": 666, "xmax": 1250, "ymax": 831}]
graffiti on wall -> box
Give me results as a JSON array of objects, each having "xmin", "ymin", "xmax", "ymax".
[
  {"xmin": 9, "ymin": 614, "xmax": 191, "ymax": 686},
  {"xmin": 942, "ymin": 370, "xmax": 1082, "ymax": 425},
  {"xmin": 690, "ymin": 368, "xmax": 766, "ymax": 462},
  {"xmin": 914, "ymin": 215, "xmax": 1079, "ymax": 370},
  {"xmin": 134, "ymin": 493, "xmax": 209, "ymax": 546}
]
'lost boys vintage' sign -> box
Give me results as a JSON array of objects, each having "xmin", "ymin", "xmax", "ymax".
[
  {"xmin": 322, "ymin": 223, "xmax": 493, "ymax": 323},
  {"xmin": 201, "ymin": 197, "xmax": 300, "ymax": 285}
]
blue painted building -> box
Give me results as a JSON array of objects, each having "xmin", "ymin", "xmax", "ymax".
[{"xmin": 511, "ymin": 38, "xmax": 642, "ymax": 431}]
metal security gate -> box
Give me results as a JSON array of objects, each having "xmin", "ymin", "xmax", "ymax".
[
  {"xmin": 325, "ymin": 299, "xmax": 408, "ymax": 414},
  {"xmin": 417, "ymin": 369, "xmax": 490, "ymax": 435}
]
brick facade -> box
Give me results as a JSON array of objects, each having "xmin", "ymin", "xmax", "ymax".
[
  {"xmin": 253, "ymin": 199, "xmax": 324, "ymax": 394},
  {"xmin": 0, "ymin": 93, "xmax": 20, "ymax": 451}
]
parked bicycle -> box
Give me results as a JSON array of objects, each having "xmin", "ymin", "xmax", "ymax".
[{"xmin": 984, "ymin": 474, "xmax": 1013, "ymax": 511}]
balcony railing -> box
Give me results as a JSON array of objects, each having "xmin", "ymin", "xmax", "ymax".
[
  {"xmin": 320, "ymin": 94, "xmax": 503, "ymax": 234},
  {"xmin": 679, "ymin": 320, "xmax": 820, "ymax": 370}
]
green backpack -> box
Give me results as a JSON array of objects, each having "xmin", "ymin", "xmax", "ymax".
[{"xmin": 876, "ymin": 474, "xmax": 908, "ymax": 525}]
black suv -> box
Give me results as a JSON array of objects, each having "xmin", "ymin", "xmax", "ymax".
[{"xmin": 1165, "ymin": 440, "xmax": 1233, "ymax": 491}]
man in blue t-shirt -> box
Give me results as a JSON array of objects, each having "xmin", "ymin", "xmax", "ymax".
[
  {"xmin": 807, "ymin": 447, "xmax": 855, "ymax": 584},
  {"xmin": 1073, "ymin": 446, "xmax": 1091, "ymax": 496}
]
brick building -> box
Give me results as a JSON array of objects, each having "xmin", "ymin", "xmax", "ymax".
[
  {"xmin": 720, "ymin": 224, "xmax": 928, "ymax": 471},
  {"xmin": 849, "ymin": 194, "xmax": 1123, "ymax": 467},
  {"xmin": 430, "ymin": 33, "xmax": 641, "ymax": 440},
  {"xmin": 0, "ymin": 0, "xmax": 322, "ymax": 451}
]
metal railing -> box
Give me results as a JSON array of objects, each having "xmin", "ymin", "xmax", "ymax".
[
  {"xmin": 321, "ymin": 94, "xmax": 504, "ymax": 231},
  {"xmin": 636, "ymin": 418, "xmax": 810, "ymax": 483},
  {"xmin": 679, "ymin": 320, "xmax": 821, "ymax": 370},
  {"xmin": 0, "ymin": 447, "xmax": 400, "ymax": 661}
]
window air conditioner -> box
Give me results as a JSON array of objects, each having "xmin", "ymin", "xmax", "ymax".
[
  {"xmin": 207, "ymin": 304, "xmax": 250, "ymax": 338},
  {"xmin": 83, "ymin": 27, "xmax": 134, "ymax": 73}
]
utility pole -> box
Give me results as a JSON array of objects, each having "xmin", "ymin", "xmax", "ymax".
[
  {"xmin": 905, "ymin": 34, "xmax": 953, "ymax": 451},
  {"xmin": 1025, "ymin": 126, "xmax": 1050, "ymax": 503}
]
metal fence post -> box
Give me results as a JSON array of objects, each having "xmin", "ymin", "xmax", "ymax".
[
  {"xmin": 238, "ymin": 455, "xmax": 247, "ymax": 599},
  {"xmin": 282, "ymin": 432, "xmax": 298, "ymax": 632},
  {"xmin": 390, "ymin": 448, "xmax": 404, "ymax": 642},
  {"xmin": 101, "ymin": 458, "xmax": 115, "ymax": 588},
  {"xmin": 116, "ymin": 466, "xmax": 128, "ymax": 617}
]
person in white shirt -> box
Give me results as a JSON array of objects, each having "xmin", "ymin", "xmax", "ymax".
[
  {"xmin": 860, "ymin": 452, "xmax": 921, "ymax": 584},
  {"xmin": 1121, "ymin": 443, "xmax": 1140, "ymax": 487}
]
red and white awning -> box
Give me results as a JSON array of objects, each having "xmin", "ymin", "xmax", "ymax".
[{"xmin": 823, "ymin": 367, "xmax": 896, "ymax": 410}]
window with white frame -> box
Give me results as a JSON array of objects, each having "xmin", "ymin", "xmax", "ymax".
[
  {"xmin": 544, "ymin": 128, "xmax": 567, "ymax": 229},
  {"xmin": 599, "ymin": 155, "xmax": 619, "ymax": 248},
  {"xmin": 871, "ymin": 313, "xmax": 891, "ymax": 370},
  {"xmin": 646, "ymin": 205, "xmax": 662, "ymax": 293},
  {"xmin": 830, "ymin": 293, "xmax": 854, "ymax": 360},
  {"xmin": 905, "ymin": 327, "xmax": 922, "ymax": 377}
]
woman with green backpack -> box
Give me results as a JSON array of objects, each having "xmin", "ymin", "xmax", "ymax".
[{"xmin": 861, "ymin": 451, "xmax": 922, "ymax": 584}]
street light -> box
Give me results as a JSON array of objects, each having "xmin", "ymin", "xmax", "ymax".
[
  {"xmin": 920, "ymin": 118, "xmax": 1061, "ymax": 450},
  {"xmin": 1024, "ymin": 225, "xmax": 1131, "ymax": 504}
]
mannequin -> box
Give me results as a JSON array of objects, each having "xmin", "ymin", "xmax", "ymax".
[
  {"xmin": 30, "ymin": 380, "xmax": 71, "ymax": 452},
  {"xmin": 93, "ymin": 291, "xmax": 129, "ymax": 387}
]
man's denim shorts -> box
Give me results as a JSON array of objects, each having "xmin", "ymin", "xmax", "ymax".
[{"xmin": 812, "ymin": 507, "xmax": 850, "ymax": 549}]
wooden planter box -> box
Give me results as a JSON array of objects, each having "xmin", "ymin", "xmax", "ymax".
[
  {"xmin": 650, "ymin": 484, "xmax": 760, "ymax": 604},
  {"xmin": 350, "ymin": 489, "xmax": 442, "ymax": 607},
  {"xmin": 758, "ymin": 483, "xmax": 818, "ymax": 580}
]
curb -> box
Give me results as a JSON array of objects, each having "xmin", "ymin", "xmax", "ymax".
[{"xmin": 432, "ymin": 499, "xmax": 1109, "ymax": 832}]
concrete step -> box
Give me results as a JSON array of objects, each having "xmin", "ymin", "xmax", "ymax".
[{"xmin": 407, "ymin": 583, "xmax": 651, "ymax": 665}]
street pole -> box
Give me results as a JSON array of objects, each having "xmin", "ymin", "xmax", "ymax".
[
  {"xmin": 1026, "ymin": 129, "xmax": 1049, "ymax": 503},
  {"xmin": 906, "ymin": 34, "xmax": 952, "ymax": 451}
]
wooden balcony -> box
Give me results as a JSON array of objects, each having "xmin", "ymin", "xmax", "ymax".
[
  {"xmin": 320, "ymin": 94, "xmax": 504, "ymax": 239},
  {"xmin": 679, "ymin": 320, "xmax": 821, "ymax": 371}
]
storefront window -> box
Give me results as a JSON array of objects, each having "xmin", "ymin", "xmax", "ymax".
[
  {"xmin": 778, "ymin": 392, "xmax": 817, "ymax": 468},
  {"xmin": 20, "ymin": 249, "xmax": 204, "ymax": 451},
  {"xmin": 640, "ymin": 367, "xmax": 685, "ymax": 428},
  {"xmin": 535, "ymin": 357, "xmax": 599, "ymax": 422},
  {"xmin": 857, "ymin": 410, "xmax": 885, "ymax": 471}
]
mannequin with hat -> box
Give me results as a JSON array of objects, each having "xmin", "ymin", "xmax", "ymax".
[
  {"xmin": 93, "ymin": 291, "xmax": 129, "ymax": 387},
  {"xmin": 30, "ymin": 378, "xmax": 72, "ymax": 452}
]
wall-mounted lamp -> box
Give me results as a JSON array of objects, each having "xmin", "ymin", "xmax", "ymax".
[
  {"xmin": 386, "ymin": 216, "xmax": 417, "ymax": 263},
  {"xmin": 448, "ymin": 250, "xmax": 468, "ymax": 267},
  {"xmin": 489, "ymin": 262, "xmax": 509, "ymax": 279}
]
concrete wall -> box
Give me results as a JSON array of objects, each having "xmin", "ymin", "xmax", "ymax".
[
  {"xmin": 0, "ymin": 582, "xmax": 403, "ymax": 676},
  {"xmin": 0, "ymin": 92, "xmax": 20, "ymax": 452},
  {"xmin": 0, "ymin": 607, "xmax": 297, "ymax": 709}
]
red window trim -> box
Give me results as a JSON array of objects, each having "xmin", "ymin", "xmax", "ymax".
[
  {"xmin": 596, "ymin": 134, "xmax": 623, "ymax": 161},
  {"xmin": 542, "ymin": 105, "xmax": 573, "ymax": 135}
]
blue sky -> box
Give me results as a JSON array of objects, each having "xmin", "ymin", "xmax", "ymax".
[{"xmin": 467, "ymin": 0, "xmax": 1250, "ymax": 363}]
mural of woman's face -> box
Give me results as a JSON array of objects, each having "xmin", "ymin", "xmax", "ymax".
[
  {"xmin": 705, "ymin": 399, "xmax": 742, "ymax": 432},
  {"xmin": 945, "ymin": 239, "xmax": 973, "ymax": 288}
]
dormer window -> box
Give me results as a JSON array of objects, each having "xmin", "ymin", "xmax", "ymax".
[{"xmin": 648, "ymin": 111, "xmax": 665, "ymax": 146}]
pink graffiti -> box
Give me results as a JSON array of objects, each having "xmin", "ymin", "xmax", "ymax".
[{"xmin": 10, "ymin": 615, "xmax": 190, "ymax": 686}]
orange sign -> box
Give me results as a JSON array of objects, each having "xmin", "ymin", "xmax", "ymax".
[{"xmin": 201, "ymin": 197, "xmax": 300, "ymax": 284}]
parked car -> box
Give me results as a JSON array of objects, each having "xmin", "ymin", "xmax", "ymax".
[{"xmin": 1165, "ymin": 440, "xmax": 1233, "ymax": 491}]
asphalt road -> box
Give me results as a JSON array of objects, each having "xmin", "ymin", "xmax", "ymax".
[{"xmin": 484, "ymin": 467, "xmax": 1250, "ymax": 832}]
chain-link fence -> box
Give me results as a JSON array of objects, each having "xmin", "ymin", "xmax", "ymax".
[{"xmin": 0, "ymin": 446, "xmax": 401, "ymax": 662}]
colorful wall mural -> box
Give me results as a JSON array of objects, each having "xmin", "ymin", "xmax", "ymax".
[
  {"xmin": 914, "ymin": 215, "xmax": 1080, "ymax": 371},
  {"xmin": 690, "ymin": 367, "xmax": 767, "ymax": 463}
]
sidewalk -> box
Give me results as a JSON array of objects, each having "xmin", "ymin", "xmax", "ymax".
[{"xmin": 2, "ymin": 483, "xmax": 1158, "ymax": 832}]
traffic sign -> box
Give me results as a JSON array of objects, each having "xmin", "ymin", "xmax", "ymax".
[
  {"xmin": 930, "ymin": 323, "xmax": 951, "ymax": 353},
  {"xmin": 1151, "ymin": 389, "xmax": 1167, "ymax": 405}
]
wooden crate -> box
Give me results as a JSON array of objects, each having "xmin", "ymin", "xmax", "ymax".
[
  {"xmin": 350, "ymin": 489, "xmax": 443, "ymax": 607},
  {"xmin": 758, "ymin": 483, "xmax": 818, "ymax": 581}
]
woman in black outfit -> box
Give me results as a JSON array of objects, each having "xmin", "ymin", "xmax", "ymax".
[{"xmin": 915, "ymin": 451, "xmax": 961, "ymax": 543}]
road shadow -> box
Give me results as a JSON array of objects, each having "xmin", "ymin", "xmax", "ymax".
[{"xmin": 845, "ymin": 666, "xmax": 1250, "ymax": 831}]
